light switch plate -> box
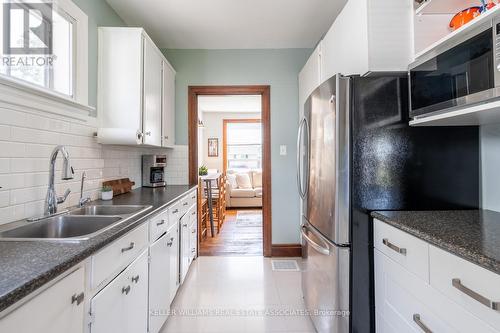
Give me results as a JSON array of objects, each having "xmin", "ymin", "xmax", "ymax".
[{"xmin": 280, "ymin": 145, "xmax": 287, "ymax": 156}]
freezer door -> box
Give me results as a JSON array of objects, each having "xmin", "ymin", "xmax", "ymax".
[
  {"xmin": 305, "ymin": 75, "xmax": 350, "ymax": 245},
  {"xmin": 301, "ymin": 220, "xmax": 350, "ymax": 333}
]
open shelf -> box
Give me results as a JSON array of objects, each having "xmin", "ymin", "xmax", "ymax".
[
  {"xmin": 414, "ymin": 5, "xmax": 500, "ymax": 59},
  {"xmin": 410, "ymin": 100, "xmax": 500, "ymax": 126},
  {"xmin": 415, "ymin": 0, "xmax": 479, "ymax": 15}
]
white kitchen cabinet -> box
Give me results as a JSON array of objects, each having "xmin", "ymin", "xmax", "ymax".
[
  {"xmin": 143, "ymin": 37, "xmax": 163, "ymax": 147},
  {"xmin": 189, "ymin": 208, "xmax": 198, "ymax": 263},
  {"xmin": 98, "ymin": 27, "xmax": 175, "ymax": 147},
  {"xmin": 90, "ymin": 250, "xmax": 149, "ymax": 333},
  {"xmin": 168, "ymin": 223, "xmax": 180, "ymax": 302},
  {"xmin": 374, "ymin": 220, "xmax": 500, "ymax": 333},
  {"xmin": 298, "ymin": 43, "xmax": 321, "ymax": 116},
  {"xmin": 162, "ymin": 61, "xmax": 176, "ymax": 147},
  {"xmin": 0, "ymin": 268, "xmax": 85, "ymax": 333},
  {"xmin": 320, "ymin": 0, "xmax": 412, "ymax": 81},
  {"xmin": 149, "ymin": 224, "xmax": 178, "ymax": 333},
  {"xmin": 180, "ymin": 211, "xmax": 191, "ymax": 283}
]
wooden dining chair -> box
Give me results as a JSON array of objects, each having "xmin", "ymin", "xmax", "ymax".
[
  {"xmin": 198, "ymin": 177, "xmax": 209, "ymax": 241},
  {"xmin": 205, "ymin": 173, "xmax": 227, "ymax": 234}
]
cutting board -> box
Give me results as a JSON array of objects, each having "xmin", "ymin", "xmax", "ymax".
[{"xmin": 102, "ymin": 178, "xmax": 135, "ymax": 196}]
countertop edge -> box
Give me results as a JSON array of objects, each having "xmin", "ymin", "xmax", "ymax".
[{"xmin": 371, "ymin": 211, "xmax": 500, "ymax": 276}]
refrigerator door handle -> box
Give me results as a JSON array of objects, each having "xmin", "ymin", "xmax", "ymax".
[
  {"xmin": 296, "ymin": 118, "xmax": 308, "ymax": 199},
  {"xmin": 301, "ymin": 225, "xmax": 330, "ymax": 256}
]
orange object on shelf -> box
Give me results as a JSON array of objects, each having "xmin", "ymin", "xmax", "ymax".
[{"xmin": 449, "ymin": 7, "xmax": 482, "ymax": 31}]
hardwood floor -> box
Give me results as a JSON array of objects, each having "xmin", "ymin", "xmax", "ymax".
[{"xmin": 199, "ymin": 209, "xmax": 263, "ymax": 256}]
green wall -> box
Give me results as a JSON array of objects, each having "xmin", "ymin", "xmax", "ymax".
[
  {"xmin": 163, "ymin": 49, "xmax": 310, "ymax": 244},
  {"xmin": 73, "ymin": 0, "xmax": 126, "ymax": 108}
]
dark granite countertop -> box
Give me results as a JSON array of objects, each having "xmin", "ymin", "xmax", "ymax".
[
  {"xmin": 0, "ymin": 185, "xmax": 196, "ymax": 314},
  {"xmin": 372, "ymin": 210, "xmax": 500, "ymax": 275}
]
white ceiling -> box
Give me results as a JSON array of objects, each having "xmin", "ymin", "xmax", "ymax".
[
  {"xmin": 198, "ymin": 95, "xmax": 261, "ymax": 113},
  {"xmin": 105, "ymin": 0, "xmax": 347, "ymax": 49}
]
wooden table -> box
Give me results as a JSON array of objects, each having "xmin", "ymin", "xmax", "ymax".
[{"xmin": 200, "ymin": 173, "xmax": 221, "ymax": 237}]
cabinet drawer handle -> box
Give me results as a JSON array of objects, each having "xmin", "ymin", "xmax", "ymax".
[
  {"xmin": 71, "ymin": 292, "xmax": 84, "ymax": 306},
  {"xmin": 172, "ymin": 209, "xmax": 179, "ymax": 214},
  {"xmin": 167, "ymin": 237, "xmax": 174, "ymax": 247},
  {"xmin": 413, "ymin": 314, "xmax": 433, "ymax": 333},
  {"xmin": 131, "ymin": 275, "xmax": 140, "ymax": 284},
  {"xmin": 382, "ymin": 238, "xmax": 407, "ymax": 255},
  {"xmin": 452, "ymin": 278, "xmax": 500, "ymax": 311},
  {"xmin": 122, "ymin": 285, "xmax": 131, "ymax": 295},
  {"xmin": 183, "ymin": 202, "xmax": 188, "ymax": 206},
  {"xmin": 145, "ymin": 131, "xmax": 151, "ymax": 136},
  {"xmin": 191, "ymin": 248, "xmax": 196, "ymax": 253},
  {"xmin": 191, "ymin": 211, "xmax": 196, "ymax": 216},
  {"xmin": 156, "ymin": 220, "xmax": 165, "ymax": 226},
  {"xmin": 191, "ymin": 229, "xmax": 196, "ymax": 234},
  {"xmin": 183, "ymin": 223, "xmax": 188, "ymax": 227},
  {"xmin": 121, "ymin": 242, "xmax": 135, "ymax": 253}
]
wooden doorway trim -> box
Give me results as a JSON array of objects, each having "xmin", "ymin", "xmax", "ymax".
[
  {"xmin": 188, "ymin": 85, "xmax": 272, "ymax": 257},
  {"xmin": 222, "ymin": 119, "xmax": 262, "ymax": 173}
]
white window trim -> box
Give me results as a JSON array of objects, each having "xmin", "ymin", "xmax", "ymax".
[{"xmin": 0, "ymin": 0, "xmax": 92, "ymax": 121}]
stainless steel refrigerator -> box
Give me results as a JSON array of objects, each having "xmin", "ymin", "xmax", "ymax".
[{"xmin": 298, "ymin": 74, "xmax": 480, "ymax": 333}]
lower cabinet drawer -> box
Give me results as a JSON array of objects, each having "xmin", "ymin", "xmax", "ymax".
[
  {"xmin": 149, "ymin": 209, "xmax": 169, "ymax": 242},
  {"xmin": 91, "ymin": 223, "xmax": 148, "ymax": 289},
  {"xmin": 375, "ymin": 249, "xmax": 499, "ymax": 333},
  {"xmin": 90, "ymin": 249, "xmax": 149, "ymax": 333},
  {"xmin": 374, "ymin": 219, "xmax": 429, "ymax": 283},
  {"xmin": 0, "ymin": 268, "xmax": 85, "ymax": 333},
  {"xmin": 429, "ymin": 245, "xmax": 500, "ymax": 330}
]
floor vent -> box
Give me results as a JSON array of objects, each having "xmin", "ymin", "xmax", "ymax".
[{"xmin": 271, "ymin": 259, "xmax": 300, "ymax": 272}]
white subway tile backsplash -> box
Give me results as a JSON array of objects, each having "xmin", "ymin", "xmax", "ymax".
[{"xmin": 0, "ymin": 107, "xmax": 188, "ymax": 225}]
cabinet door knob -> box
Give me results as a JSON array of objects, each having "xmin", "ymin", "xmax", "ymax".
[
  {"xmin": 131, "ymin": 275, "xmax": 140, "ymax": 284},
  {"xmin": 71, "ymin": 292, "xmax": 84, "ymax": 306},
  {"xmin": 145, "ymin": 131, "xmax": 152, "ymax": 136},
  {"xmin": 167, "ymin": 237, "xmax": 174, "ymax": 247},
  {"xmin": 122, "ymin": 285, "xmax": 131, "ymax": 295},
  {"xmin": 121, "ymin": 242, "xmax": 135, "ymax": 253}
]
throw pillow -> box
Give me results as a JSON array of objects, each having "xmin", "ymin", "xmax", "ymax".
[
  {"xmin": 252, "ymin": 170, "xmax": 263, "ymax": 188},
  {"xmin": 236, "ymin": 173, "xmax": 252, "ymax": 189}
]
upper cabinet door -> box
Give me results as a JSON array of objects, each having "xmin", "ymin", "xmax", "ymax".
[
  {"xmin": 299, "ymin": 43, "xmax": 322, "ymax": 118},
  {"xmin": 321, "ymin": 0, "xmax": 412, "ymax": 81},
  {"xmin": 162, "ymin": 61, "xmax": 176, "ymax": 147},
  {"xmin": 143, "ymin": 37, "xmax": 163, "ymax": 147}
]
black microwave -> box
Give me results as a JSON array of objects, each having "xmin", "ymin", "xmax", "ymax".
[{"xmin": 409, "ymin": 15, "xmax": 500, "ymax": 119}]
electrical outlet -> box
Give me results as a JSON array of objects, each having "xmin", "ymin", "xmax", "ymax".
[{"xmin": 280, "ymin": 145, "xmax": 287, "ymax": 156}]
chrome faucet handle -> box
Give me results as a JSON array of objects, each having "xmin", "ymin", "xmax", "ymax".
[
  {"xmin": 57, "ymin": 189, "xmax": 71, "ymax": 204},
  {"xmin": 79, "ymin": 196, "xmax": 91, "ymax": 208}
]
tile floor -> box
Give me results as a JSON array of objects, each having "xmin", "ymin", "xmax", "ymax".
[{"xmin": 160, "ymin": 256, "xmax": 315, "ymax": 333}]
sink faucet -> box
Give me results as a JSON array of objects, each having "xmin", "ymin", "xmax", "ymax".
[
  {"xmin": 45, "ymin": 145, "xmax": 74, "ymax": 215},
  {"xmin": 79, "ymin": 171, "xmax": 91, "ymax": 208}
]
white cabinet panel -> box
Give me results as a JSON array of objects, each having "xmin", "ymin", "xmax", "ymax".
[
  {"xmin": 321, "ymin": 0, "xmax": 412, "ymax": 81},
  {"xmin": 374, "ymin": 219, "xmax": 429, "ymax": 283},
  {"xmin": 168, "ymin": 223, "xmax": 180, "ymax": 302},
  {"xmin": 149, "ymin": 226, "xmax": 176, "ymax": 333},
  {"xmin": 91, "ymin": 250, "xmax": 149, "ymax": 333},
  {"xmin": 298, "ymin": 43, "xmax": 321, "ymax": 116},
  {"xmin": 162, "ymin": 61, "xmax": 176, "ymax": 147},
  {"xmin": 149, "ymin": 209, "xmax": 169, "ymax": 243},
  {"xmin": 180, "ymin": 212, "xmax": 190, "ymax": 283},
  {"xmin": 91, "ymin": 223, "xmax": 148, "ymax": 290},
  {"xmin": 143, "ymin": 37, "xmax": 163, "ymax": 147},
  {"xmin": 0, "ymin": 268, "xmax": 85, "ymax": 333},
  {"xmin": 429, "ymin": 245, "xmax": 500, "ymax": 329}
]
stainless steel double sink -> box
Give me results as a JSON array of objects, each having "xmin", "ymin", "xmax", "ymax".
[{"xmin": 0, "ymin": 205, "xmax": 152, "ymax": 242}]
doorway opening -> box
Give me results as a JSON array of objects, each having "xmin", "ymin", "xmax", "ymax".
[{"xmin": 188, "ymin": 86, "xmax": 271, "ymax": 257}]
